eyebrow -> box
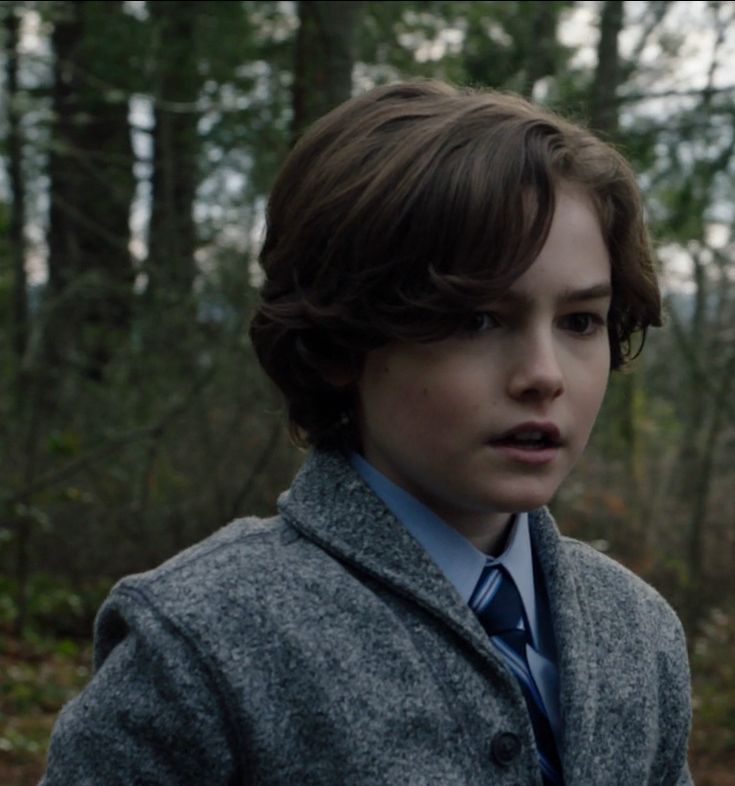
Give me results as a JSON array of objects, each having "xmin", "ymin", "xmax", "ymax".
[
  {"xmin": 501, "ymin": 282, "xmax": 613, "ymax": 307},
  {"xmin": 558, "ymin": 282, "xmax": 613, "ymax": 303}
]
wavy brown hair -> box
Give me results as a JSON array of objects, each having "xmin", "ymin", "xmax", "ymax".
[{"xmin": 250, "ymin": 80, "xmax": 662, "ymax": 450}]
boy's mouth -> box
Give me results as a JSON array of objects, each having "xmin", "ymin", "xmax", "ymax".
[{"xmin": 490, "ymin": 422, "xmax": 562, "ymax": 450}]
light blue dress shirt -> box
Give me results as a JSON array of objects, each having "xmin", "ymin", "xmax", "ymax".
[{"xmin": 350, "ymin": 452, "xmax": 562, "ymax": 738}]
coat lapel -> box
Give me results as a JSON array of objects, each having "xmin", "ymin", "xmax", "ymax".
[
  {"xmin": 530, "ymin": 509, "xmax": 598, "ymax": 785},
  {"xmin": 278, "ymin": 450, "xmax": 500, "ymax": 664}
]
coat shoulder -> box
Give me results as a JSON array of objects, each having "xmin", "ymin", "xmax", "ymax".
[
  {"xmin": 116, "ymin": 515, "xmax": 296, "ymax": 600},
  {"xmin": 94, "ymin": 515, "xmax": 307, "ymax": 664},
  {"xmin": 560, "ymin": 535, "xmax": 685, "ymax": 642}
]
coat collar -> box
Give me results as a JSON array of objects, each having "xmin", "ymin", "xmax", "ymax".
[
  {"xmin": 279, "ymin": 449, "xmax": 597, "ymax": 783},
  {"xmin": 530, "ymin": 501, "xmax": 598, "ymax": 785},
  {"xmin": 278, "ymin": 450, "xmax": 489, "ymax": 647}
]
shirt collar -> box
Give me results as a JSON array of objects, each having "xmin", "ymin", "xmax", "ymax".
[{"xmin": 350, "ymin": 453, "xmax": 539, "ymax": 643}]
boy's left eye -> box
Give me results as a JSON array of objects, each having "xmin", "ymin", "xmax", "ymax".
[
  {"xmin": 561, "ymin": 313, "xmax": 606, "ymax": 335},
  {"xmin": 463, "ymin": 312, "xmax": 500, "ymax": 334}
]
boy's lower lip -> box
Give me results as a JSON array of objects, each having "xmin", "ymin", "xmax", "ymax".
[{"xmin": 489, "ymin": 443, "xmax": 559, "ymax": 465}]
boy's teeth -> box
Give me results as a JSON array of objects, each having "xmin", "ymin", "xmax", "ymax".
[{"xmin": 514, "ymin": 432, "xmax": 544, "ymax": 441}]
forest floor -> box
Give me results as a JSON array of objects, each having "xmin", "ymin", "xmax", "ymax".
[
  {"xmin": 0, "ymin": 633, "xmax": 91, "ymax": 786},
  {"xmin": 1, "ymin": 620, "xmax": 734, "ymax": 785}
]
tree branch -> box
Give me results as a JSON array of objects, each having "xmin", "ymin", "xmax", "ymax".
[{"xmin": 3, "ymin": 366, "xmax": 217, "ymax": 509}]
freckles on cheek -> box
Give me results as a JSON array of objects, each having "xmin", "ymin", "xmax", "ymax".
[{"xmin": 400, "ymin": 383, "xmax": 431, "ymax": 411}]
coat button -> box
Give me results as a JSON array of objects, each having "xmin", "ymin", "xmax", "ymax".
[{"xmin": 491, "ymin": 731, "xmax": 522, "ymax": 765}]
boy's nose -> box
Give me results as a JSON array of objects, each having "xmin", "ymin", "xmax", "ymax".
[{"xmin": 506, "ymin": 334, "xmax": 565, "ymax": 402}]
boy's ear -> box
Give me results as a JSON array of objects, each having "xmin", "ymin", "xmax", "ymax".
[
  {"xmin": 323, "ymin": 365, "xmax": 359, "ymax": 388},
  {"xmin": 321, "ymin": 356, "xmax": 361, "ymax": 389}
]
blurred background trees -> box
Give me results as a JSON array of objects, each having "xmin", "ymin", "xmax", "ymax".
[{"xmin": 0, "ymin": 0, "xmax": 734, "ymax": 781}]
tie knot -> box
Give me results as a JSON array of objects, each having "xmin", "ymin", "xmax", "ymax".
[{"xmin": 470, "ymin": 563, "xmax": 525, "ymax": 637}]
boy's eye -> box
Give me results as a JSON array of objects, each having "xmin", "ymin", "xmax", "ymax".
[
  {"xmin": 561, "ymin": 313, "xmax": 606, "ymax": 336},
  {"xmin": 463, "ymin": 312, "xmax": 500, "ymax": 334}
]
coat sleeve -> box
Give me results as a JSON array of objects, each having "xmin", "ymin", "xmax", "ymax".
[
  {"xmin": 672, "ymin": 763, "xmax": 695, "ymax": 786},
  {"xmin": 660, "ymin": 723, "xmax": 693, "ymax": 786},
  {"xmin": 40, "ymin": 584, "xmax": 240, "ymax": 786},
  {"xmin": 659, "ymin": 612, "xmax": 695, "ymax": 786}
]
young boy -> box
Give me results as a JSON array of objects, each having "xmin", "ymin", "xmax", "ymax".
[{"xmin": 41, "ymin": 81, "xmax": 692, "ymax": 785}]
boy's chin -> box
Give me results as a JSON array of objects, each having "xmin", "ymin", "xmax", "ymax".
[
  {"xmin": 495, "ymin": 498, "xmax": 555, "ymax": 516},
  {"xmin": 484, "ymin": 484, "xmax": 563, "ymax": 515}
]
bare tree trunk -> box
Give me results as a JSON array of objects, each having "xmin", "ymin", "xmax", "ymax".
[
  {"xmin": 688, "ymin": 348, "xmax": 735, "ymax": 586},
  {"xmin": 4, "ymin": 5, "xmax": 29, "ymax": 369},
  {"xmin": 14, "ymin": 398, "xmax": 42, "ymax": 636},
  {"xmin": 589, "ymin": 0, "xmax": 624, "ymax": 135},
  {"xmin": 523, "ymin": 1, "xmax": 559, "ymax": 98},
  {"xmin": 46, "ymin": 0, "xmax": 135, "ymax": 378},
  {"xmin": 291, "ymin": 0, "xmax": 361, "ymax": 144},
  {"xmin": 145, "ymin": 1, "xmax": 203, "ymax": 309},
  {"xmin": 4, "ymin": 3, "xmax": 34, "ymax": 636}
]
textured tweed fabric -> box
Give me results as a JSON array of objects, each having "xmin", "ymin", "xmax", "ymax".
[{"xmin": 41, "ymin": 450, "xmax": 693, "ymax": 785}]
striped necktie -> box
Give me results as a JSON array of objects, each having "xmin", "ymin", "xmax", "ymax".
[{"xmin": 470, "ymin": 563, "xmax": 564, "ymax": 786}]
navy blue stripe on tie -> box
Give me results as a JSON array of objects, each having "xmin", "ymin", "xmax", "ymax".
[{"xmin": 470, "ymin": 563, "xmax": 564, "ymax": 786}]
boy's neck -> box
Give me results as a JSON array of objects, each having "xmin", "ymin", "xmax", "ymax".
[{"xmin": 437, "ymin": 509, "xmax": 516, "ymax": 557}]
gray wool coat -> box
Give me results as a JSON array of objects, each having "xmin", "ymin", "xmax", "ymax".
[{"xmin": 41, "ymin": 450, "xmax": 693, "ymax": 786}]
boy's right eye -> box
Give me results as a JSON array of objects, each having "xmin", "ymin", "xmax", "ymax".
[{"xmin": 462, "ymin": 311, "xmax": 500, "ymax": 334}]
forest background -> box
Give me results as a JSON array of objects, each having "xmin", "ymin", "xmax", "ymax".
[{"xmin": 0, "ymin": 0, "xmax": 734, "ymax": 783}]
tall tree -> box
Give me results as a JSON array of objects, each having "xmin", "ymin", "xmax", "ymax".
[
  {"xmin": 523, "ymin": 1, "xmax": 562, "ymax": 97},
  {"xmin": 292, "ymin": 0, "xmax": 362, "ymax": 143},
  {"xmin": 3, "ymin": 3, "xmax": 29, "ymax": 369},
  {"xmin": 589, "ymin": 0, "xmax": 624, "ymax": 134},
  {"xmin": 46, "ymin": 0, "xmax": 136, "ymax": 378},
  {"xmin": 145, "ymin": 1, "xmax": 206, "ymax": 308},
  {"xmin": 461, "ymin": 1, "xmax": 572, "ymax": 96}
]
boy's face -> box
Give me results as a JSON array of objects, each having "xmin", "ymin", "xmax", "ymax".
[{"xmin": 355, "ymin": 185, "xmax": 612, "ymax": 551}]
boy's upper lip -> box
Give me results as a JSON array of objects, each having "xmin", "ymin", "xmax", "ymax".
[{"xmin": 491, "ymin": 421, "xmax": 563, "ymax": 445}]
